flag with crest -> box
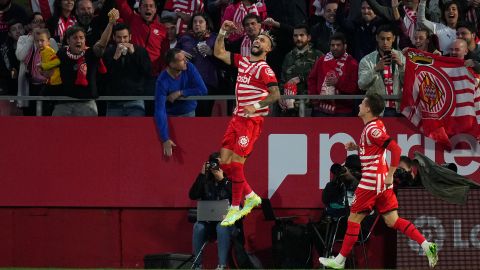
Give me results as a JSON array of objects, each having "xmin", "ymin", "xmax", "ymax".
[{"xmin": 401, "ymin": 48, "xmax": 480, "ymax": 149}]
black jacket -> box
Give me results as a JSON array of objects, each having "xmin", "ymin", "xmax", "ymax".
[
  {"xmin": 103, "ymin": 44, "xmax": 151, "ymax": 96},
  {"xmin": 0, "ymin": 3, "xmax": 28, "ymax": 44},
  {"xmin": 189, "ymin": 173, "xmax": 232, "ymax": 202}
]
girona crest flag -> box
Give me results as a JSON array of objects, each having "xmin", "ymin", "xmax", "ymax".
[{"xmin": 401, "ymin": 48, "xmax": 480, "ymax": 149}]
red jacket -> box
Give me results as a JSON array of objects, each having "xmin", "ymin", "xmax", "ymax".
[
  {"xmin": 116, "ymin": 0, "xmax": 169, "ymax": 76},
  {"xmin": 308, "ymin": 53, "xmax": 359, "ymax": 114}
]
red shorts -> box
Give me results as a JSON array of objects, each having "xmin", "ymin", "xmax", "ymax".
[
  {"xmin": 221, "ymin": 116, "xmax": 264, "ymax": 157},
  {"xmin": 350, "ymin": 188, "xmax": 398, "ymax": 214}
]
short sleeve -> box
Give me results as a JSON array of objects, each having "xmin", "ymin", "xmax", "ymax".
[
  {"xmin": 367, "ymin": 127, "xmax": 390, "ymax": 147},
  {"xmin": 260, "ymin": 65, "xmax": 278, "ymax": 86}
]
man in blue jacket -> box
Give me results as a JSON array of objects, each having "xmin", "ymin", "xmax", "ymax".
[{"xmin": 155, "ymin": 48, "xmax": 207, "ymax": 157}]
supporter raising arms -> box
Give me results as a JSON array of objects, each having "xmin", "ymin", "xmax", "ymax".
[
  {"xmin": 417, "ymin": 0, "xmax": 460, "ymax": 54},
  {"xmin": 161, "ymin": 0, "xmax": 205, "ymax": 36},
  {"xmin": 175, "ymin": 13, "xmax": 218, "ymax": 116},
  {"xmin": 221, "ymin": 0, "xmax": 267, "ymax": 43},
  {"xmin": 214, "ymin": 20, "xmax": 280, "ymax": 226},
  {"xmin": 116, "ymin": 0, "xmax": 169, "ymax": 115}
]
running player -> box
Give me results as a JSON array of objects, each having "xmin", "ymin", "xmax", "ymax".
[{"xmin": 319, "ymin": 94, "xmax": 438, "ymax": 269}]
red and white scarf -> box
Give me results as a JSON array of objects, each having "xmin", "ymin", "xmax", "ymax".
[
  {"xmin": 403, "ymin": 6, "xmax": 417, "ymax": 44},
  {"xmin": 383, "ymin": 62, "xmax": 395, "ymax": 108},
  {"xmin": 230, "ymin": 1, "xmax": 260, "ymax": 41},
  {"xmin": 66, "ymin": 47, "xmax": 107, "ymax": 87},
  {"xmin": 240, "ymin": 35, "xmax": 251, "ymax": 57},
  {"xmin": 56, "ymin": 15, "xmax": 76, "ymax": 42},
  {"xmin": 173, "ymin": 0, "xmax": 204, "ymax": 35},
  {"xmin": 319, "ymin": 52, "xmax": 349, "ymax": 114}
]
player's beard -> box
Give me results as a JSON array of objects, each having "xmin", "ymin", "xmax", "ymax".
[{"xmin": 251, "ymin": 47, "xmax": 263, "ymax": 56}]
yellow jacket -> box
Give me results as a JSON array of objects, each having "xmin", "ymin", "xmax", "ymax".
[{"xmin": 40, "ymin": 46, "xmax": 62, "ymax": 86}]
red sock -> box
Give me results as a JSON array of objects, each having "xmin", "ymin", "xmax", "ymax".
[
  {"xmin": 243, "ymin": 182, "xmax": 252, "ymax": 196},
  {"xmin": 339, "ymin": 221, "xmax": 361, "ymax": 257},
  {"xmin": 220, "ymin": 163, "xmax": 232, "ymax": 177},
  {"xmin": 229, "ymin": 162, "xmax": 246, "ymax": 207},
  {"xmin": 393, "ymin": 218, "xmax": 426, "ymax": 245}
]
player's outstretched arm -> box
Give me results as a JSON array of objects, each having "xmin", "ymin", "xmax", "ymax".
[{"xmin": 214, "ymin": 20, "xmax": 236, "ymax": 65}]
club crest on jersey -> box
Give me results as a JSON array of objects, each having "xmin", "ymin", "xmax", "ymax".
[
  {"xmin": 237, "ymin": 75, "xmax": 251, "ymax": 84},
  {"xmin": 371, "ymin": 128, "xmax": 382, "ymax": 138},
  {"xmin": 238, "ymin": 136, "xmax": 249, "ymax": 148}
]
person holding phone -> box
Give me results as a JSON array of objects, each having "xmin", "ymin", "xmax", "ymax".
[{"xmin": 358, "ymin": 24, "xmax": 405, "ymax": 117}]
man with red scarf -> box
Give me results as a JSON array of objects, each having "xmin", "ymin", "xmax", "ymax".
[
  {"xmin": 308, "ymin": 32, "xmax": 359, "ymax": 117},
  {"xmin": 52, "ymin": 8, "xmax": 118, "ymax": 116}
]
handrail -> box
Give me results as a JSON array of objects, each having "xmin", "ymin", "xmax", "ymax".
[{"xmin": 0, "ymin": 95, "xmax": 402, "ymax": 116}]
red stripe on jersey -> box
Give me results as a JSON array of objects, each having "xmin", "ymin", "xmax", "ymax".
[
  {"xmin": 233, "ymin": 54, "xmax": 277, "ymax": 118},
  {"xmin": 358, "ymin": 119, "xmax": 390, "ymax": 193}
]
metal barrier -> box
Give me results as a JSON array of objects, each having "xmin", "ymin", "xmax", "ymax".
[{"xmin": 0, "ymin": 95, "xmax": 401, "ymax": 117}]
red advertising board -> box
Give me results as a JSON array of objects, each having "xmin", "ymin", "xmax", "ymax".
[{"xmin": 0, "ymin": 117, "xmax": 478, "ymax": 208}]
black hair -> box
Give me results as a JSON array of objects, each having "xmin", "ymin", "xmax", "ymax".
[
  {"xmin": 375, "ymin": 23, "xmax": 396, "ymax": 36},
  {"xmin": 160, "ymin": 15, "xmax": 176, "ymax": 25},
  {"xmin": 242, "ymin": 13, "xmax": 261, "ymax": 27},
  {"xmin": 293, "ymin": 24, "xmax": 310, "ymax": 35},
  {"xmin": 440, "ymin": 0, "xmax": 462, "ymax": 24},
  {"xmin": 64, "ymin": 25, "xmax": 85, "ymax": 41},
  {"xmin": 415, "ymin": 26, "xmax": 440, "ymax": 53},
  {"xmin": 112, "ymin": 23, "xmax": 130, "ymax": 35},
  {"xmin": 53, "ymin": 0, "xmax": 77, "ymax": 18},
  {"xmin": 400, "ymin": 156, "xmax": 413, "ymax": 168},
  {"xmin": 208, "ymin": 152, "xmax": 220, "ymax": 160},
  {"xmin": 456, "ymin": 21, "xmax": 477, "ymax": 35},
  {"xmin": 188, "ymin": 12, "xmax": 214, "ymax": 32},
  {"xmin": 329, "ymin": 31, "xmax": 347, "ymax": 45},
  {"xmin": 29, "ymin": 12, "xmax": 44, "ymax": 24},
  {"xmin": 165, "ymin": 48, "xmax": 182, "ymax": 65},
  {"xmin": 345, "ymin": 154, "xmax": 361, "ymax": 173},
  {"xmin": 365, "ymin": 93, "xmax": 385, "ymax": 116}
]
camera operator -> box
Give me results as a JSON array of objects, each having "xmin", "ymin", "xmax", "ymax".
[
  {"xmin": 322, "ymin": 163, "xmax": 359, "ymax": 218},
  {"xmin": 189, "ymin": 152, "xmax": 233, "ymax": 270},
  {"xmin": 394, "ymin": 156, "xmax": 421, "ymax": 189}
]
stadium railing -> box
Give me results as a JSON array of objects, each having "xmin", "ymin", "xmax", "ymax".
[{"xmin": 0, "ymin": 95, "xmax": 402, "ymax": 117}]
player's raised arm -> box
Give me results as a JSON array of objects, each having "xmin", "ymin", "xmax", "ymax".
[{"xmin": 214, "ymin": 20, "xmax": 236, "ymax": 65}]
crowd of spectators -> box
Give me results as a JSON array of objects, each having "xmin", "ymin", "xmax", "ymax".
[{"xmin": 0, "ymin": 0, "xmax": 479, "ymax": 117}]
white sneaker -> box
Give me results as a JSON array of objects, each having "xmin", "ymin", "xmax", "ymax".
[{"xmin": 319, "ymin": 256, "xmax": 345, "ymax": 269}]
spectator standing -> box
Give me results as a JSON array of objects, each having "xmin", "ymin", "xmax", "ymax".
[
  {"xmin": 417, "ymin": 0, "xmax": 459, "ymax": 54},
  {"xmin": 0, "ymin": 0, "xmax": 28, "ymax": 45},
  {"xmin": 52, "ymin": 9, "xmax": 118, "ymax": 116},
  {"xmin": 161, "ymin": 0, "xmax": 205, "ymax": 36},
  {"xmin": 30, "ymin": 0, "xmax": 55, "ymax": 21},
  {"xmin": 231, "ymin": 14, "xmax": 262, "ymax": 57},
  {"xmin": 176, "ymin": 13, "xmax": 219, "ymax": 116},
  {"xmin": 456, "ymin": 22, "xmax": 480, "ymax": 73},
  {"xmin": 336, "ymin": 0, "xmax": 384, "ymax": 62},
  {"xmin": 189, "ymin": 152, "xmax": 234, "ymax": 270},
  {"xmin": 448, "ymin": 39, "xmax": 480, "ymax": 75},
  {"xmin": 102, "ymin": 23, "xmax": 152, "ymax": 116},
  {"xmin": 75, "ymin": 0, "xmax": 107, "ymax": 47},
  {"xmin": 358, "ymin": 25, "xmax": 405, "ymax": 117},
  {"xmin": 160, "ymin": 16, "xmax": 179, "ymax": 48},
  {"xmin": 0, "ymin": 20, "xmax": 24, "ymax": 115},
  {"xmin": 221, "ymin": 0, "xmax": 266, "ymax": 43},
  {"xmin": 16, "ymin": 13, "xmax": 59, "ymax": 116},
  {"xmin": 402, "ymin": 27, "xmax": 441, "ymax": 55},
  {"xmin": 155, "ymin": 48, "xmax": 207, "ymax": 157},
  {"xmin": 311, "ymin": 0, "xmax": 338, "ymax": 54},
  {"xmin": 46, "ymin": 0, "xmax": 77, "ymax": 44},
  {"xmin": 278, "ymin": 24, "xmax": 322, "ymax": 116},
  {"xmin": 116, "ymin": 0, "xmax": 170, "ymax": 115},
  {"xmin": 308, "ymin": 32, "xmax": 359, "ymax": 117}
]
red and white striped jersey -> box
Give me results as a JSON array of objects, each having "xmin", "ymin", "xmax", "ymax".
[
  {"xmin": 358, "ymin": 119, "xmax": 392, "ymax": 193},
  {"xmin": 232, "ymin": 54, "xmax": 278, "ymax": 118},
  {"xmin": 164, "ymin": 0, "xmax": 204, "ymax": 35}
]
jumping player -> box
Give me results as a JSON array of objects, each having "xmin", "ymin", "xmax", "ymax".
[
  {"xmin": 319, "ymin": 94, "xmax": 438, "ymax": 269},
  {"xmin": 213, "ymin": 20, "xmax": 280, "ymax": 226}
]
